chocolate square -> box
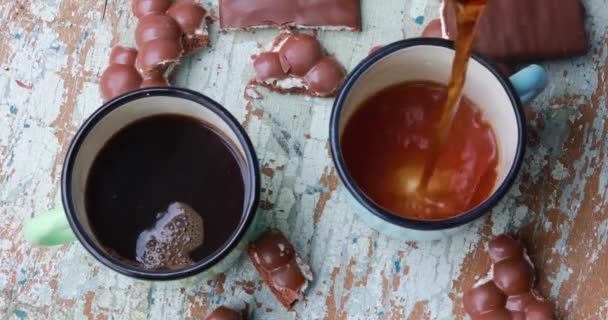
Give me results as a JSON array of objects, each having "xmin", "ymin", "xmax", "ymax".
[
  {"xmin": 220, "ymin": 0, "xmax": 361, "ymax": 31},
  {"xmin": 442, "ymin": 0, "xmax": 588, "ymax": 62}
]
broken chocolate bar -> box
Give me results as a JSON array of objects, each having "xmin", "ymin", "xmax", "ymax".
[
  {"xmin": 248, "ymin": 229, "xmax": 313, "ymax": 308},
  {"xmin": 463, "ymin": 235, "xmax": 555, "ymax": 320},
  {"xmin": 205, "ymin": 306, "xmax": 246, "ymax": 320},
  {"xmin": 252, "ymin": 32, "xmax": 346, "ymax": 97},
  {"xmin": 219, "ymin": 0, "xmax": 361, "ymax": 31},
  {"xmin": 441, "ymin": 0, "xmax": 588, "ymax": 62},
  {"xmin": 100, "ymin": 0, "xmax": 209, "ymax": 101},
  {"xmin": 100, "ymin": 46, "xmax": 143, "ymax": 101}
]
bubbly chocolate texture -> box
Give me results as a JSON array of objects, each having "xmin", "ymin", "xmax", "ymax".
[
  {"xmin": 205, "ymin": 306, "xmax": 246, "ymax": 320},
  {"xmin": 441, "ymin": 0, "xmax": 588, "ymax": 62},
  {"xmin": 463, "ymin": 235, "xmax": 555, "ymax": 320},
  {"xmin": 253, "ymin": 32, "xmax": 346, "ymax": 97},
  {"xmin": 100, "ymin": 0, "xmax": 209, "ymax": 101},
  {"xmin": 248, "ymin": 229, "xmax": 313, "ymax": 308},
  {"xmin": 219, "ymin": 0, "xmax": 361, "ymax": 31}
]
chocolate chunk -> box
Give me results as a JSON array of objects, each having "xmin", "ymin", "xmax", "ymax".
[
  {"xmin": 205, "ymin": 306, "xmax": 245, "ymax": 320},
  {"xmin": 248, "ymin": 229, "xmax": 313, "ymax": 308},
  {"xmin": 253, "ymin": 52, "xmax": 287, "ymax": 82},
  {"xmin": 304, "ymin": 57, "xmax": 346, "ymax": 97},
  {"xmin": 132, "ymin": 0, "xmax": 172, "ymax": 19},
  {"xmin": 279, "ymin": 33, "xmax": 323, "ymax": 76},
  {"xmin": 421, "ymin": 19, "xmax": 443, "ymax": 38},
  {"xmin": 463, "ymin": 235, "xmax": 555, "ymax": 320},
  {"xmin": 99, "ymin": 0, "xmax": 209, "ymax": 100},
  {"xmin": 252, "ymin": 32, "xmax": 346, "ymax": 98},
  {"xmin": 441, "ymin": 0, "xmax": 588, "ymax": 62},
  {"xmin": 219, "ymin": 0, "xmax": 361, "ymax": 31},
  {"xmin": 100, "ymin": 47, "xmax": 143, "ymax": 101},
  {"xmin": 135, "ymin": 14, "xmax": 182, "ymax": 48}
]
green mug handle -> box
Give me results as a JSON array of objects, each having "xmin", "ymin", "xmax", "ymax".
[{"xmin": 24, "ymin": 208, "xmax": 76, "ymax": 246}]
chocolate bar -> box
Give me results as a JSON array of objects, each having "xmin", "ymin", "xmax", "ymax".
[
  {"xmin": 100, "ymin": 0, "xmax": 209, "ymax": 101},
  {"xmin": 219, "ymin": 0, "xmax": 361, "ymax": 31},
  {"xmin": 441, "ymin": 0, "xmax": 588, "ymax": 62},
  {"xmin": 205, "ymin": 306, "xmax": 246, "ymax": 320},
  {"xmin": 252, "ymin": 32, "xmax": 346, "ymax": 97},
  {"xmin": 420, "ymin": 19, "xmax": 516, "ymax": 76},
  {"xmin": 248, "ymin": 229, "xmax": 313, "ymax": 308},
  {"xmin": 463, "ymin": 235, "xmax": 555, "ymax": 320}
]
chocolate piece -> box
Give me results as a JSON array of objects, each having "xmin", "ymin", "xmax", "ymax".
[
  {"xmin": 100, "ymin": 46, "xmax": 143, "ymax": 101},
  {"xmin": 421, "ymin": 19, "xmax": 443, "ymax": 38},
  {"xmin": 167, "ymin": 0, "xmax": 209, "ymax": 54},
  {"xmin": 419, "ymin": 19, "xmax": 516, "ymax": 77},
  {"xmin": 219, "ymin": 0, "xmax": 361, "ymax": 31},
  {"xmin": 441, "ymin": 0, "xmax": 588, "ymax": 61},
  {"xmin": 100, "ymin": 0, "xmax": 209, "ymax": 100},
  {"xmin": 135, "ymin": 14, "xmax": 182, "ymax": 49},
  {"xmin": 279, "ymin": 33, "xmax": 323, "ymax": 77},
  {"xmin": 252, "ymin": 32, "xmax": 346, "ymax": 98},
  {"xmin": 463, "ymin": 235, "xmax": 555, "ymax": 320},
  {"xmin": 132, "ymin": 0, "xmax": 172, "ymax": 19},
  {"xmin": 205, "ymin": 306, "xmax": 245, "ymax": 320},
  {"xmin": 248, "ymin": 229, "xmax": 313, "ymax": 308}
]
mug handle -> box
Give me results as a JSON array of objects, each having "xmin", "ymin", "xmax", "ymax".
[
  {"xmin": 24, "ymin": 208, "xmax": 76, "ymax": 246},
  {"xmin": 509, "ymin": 64, "xmax": 547, "ymax": 105}
]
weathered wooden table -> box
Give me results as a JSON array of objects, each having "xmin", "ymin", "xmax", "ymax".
[{"xmin": 1, "ymin": 0, "xmax": 607, "ymax": 319}]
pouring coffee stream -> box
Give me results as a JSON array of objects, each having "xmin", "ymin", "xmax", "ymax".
[{"xmin": 416, "ymin": 0, "xmax": 488, "ymax": 195}]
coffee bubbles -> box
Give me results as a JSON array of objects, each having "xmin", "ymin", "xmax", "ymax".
[{"xmin": 135, "ymin": 202, "xmax": 204, "ymax": 270}]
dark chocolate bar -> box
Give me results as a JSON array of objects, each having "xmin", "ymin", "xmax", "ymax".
[
  {"xmin": 463, "ymin": 235, "xmax": 555, "ymax": 320},
  {"xmin": 252, "ymin": 32, "xmax": 346, "ymax": 98},
  {"xmin": 205, "ymin": 306, "xmax": 246, "ymax": 320},
  {"xmin": 219, "ymin": 0, "xmax": 361, "ymax": 31},
  {"xmin": 248, "ymin": 229, "xmax": 313, "ymax": 308},
  {"xmin": 441, "ymin": 0, "xmax": 588, "ymax": 62}
]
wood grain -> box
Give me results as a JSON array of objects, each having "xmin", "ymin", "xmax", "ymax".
[{"xmin": 1, "ymin": 0, "xmax": 607, "ymax": 319}]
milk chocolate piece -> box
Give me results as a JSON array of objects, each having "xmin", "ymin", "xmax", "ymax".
[
  {"xmin": 463, "ymin": 235, "xmax": 555, "ymax": 320},
  {"xmin": 248, "ymin": 229, "xmax": 313, "ymax": 308},
  {"xmin": 421, "ymin": 19, "xmax": 443, "ymax": 38},
  {"xmin": 167, "ymin": 0, "xmax": 210, "ymax": 54},
  {"xmin": 219, "ymin": 0, "xmax": 361, "ymax": 31},
  {"xmin": 205, "ymin": 306, "xmax": 245, "ymax": 320},
  {"xmin": 441, "ymin": 0, "xmax": 588, "ymax": 61},
  {"xmin": 100, "ymin": 46, "xmax": 143, "ymax": 101},
  {"xmin": 100, "ymin": 0, "xmax": 209, "ymax": 100},
  {"xmin": 252, "ymin": 32, "xmax": 346, "ymax": 98},
  {"xmin": 132, "ymin": 0, "xmax": 172, "ymax": 19}
]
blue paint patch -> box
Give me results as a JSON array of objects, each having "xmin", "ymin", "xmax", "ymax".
[
  {"xmin": 378, "ymin": 311, "xmax": 385, "ymax": 316},
  {"xmin": 415, "ymin": 16, "xmax": 425, "ymax": 25},
  {"xmin": 50, "ymin": 44, "xmax": 61, "ymax": 52},
  {"xmin": 83, "ymin": 31, "xmax": 89, "ymax": 39},
  {"xmin": 9, "ymin": 105, "xmax": 17, "ymax": 114},
  {"xmin": 24, "ymin": 123, "xmax": 30, "ymax": 128},
  {"xmin": 15, "ymin": 310, "xmax": 27, "ymax": 319},
  {"xmin": 7, "ymin": 152, "xmax": 14, "ymax": 167},
  {"xmin": 18, "ymin": 278, "xmax": 27, "ymax": 285},
  {"xmin": 394, "ymin": 260, "xmax": 401, "ymax": 273},
  {"xmin": 147, "ymin": 287, "xmax": 155, "ymax": 305},
  {"xmin": 14, "ymin": 33, "xmax": 22, "ymax": 40}
]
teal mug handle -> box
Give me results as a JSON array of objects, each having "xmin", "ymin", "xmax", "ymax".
[
  {"xmin": 509, "ymin": 64, "xmax": 547, "ymax": 104},
  {"xmin": 24, "ymin": 208, "xmax": 76, "ymax": 246}
]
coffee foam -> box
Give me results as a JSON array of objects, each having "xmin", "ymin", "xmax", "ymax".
[{"xmin": 135, "ymin": 202, "xmax": 204, "ymax": 270}]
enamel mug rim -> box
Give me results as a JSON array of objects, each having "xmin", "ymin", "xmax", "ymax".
[
  {"xmin": 330, "ymin": 38, "xmax": 528, "ymax": 232},
  {"xmin": 62, "ymin": 87, "xmax": 261, "ymax": 280}
]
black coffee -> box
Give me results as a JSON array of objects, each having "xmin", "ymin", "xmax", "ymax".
[{"xmin": 86, "ymin": 114, "xmax": 246, "ymax": 270}]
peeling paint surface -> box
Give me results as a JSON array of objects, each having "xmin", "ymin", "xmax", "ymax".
[{"xmin": 1, "ymin": 0, "xmax": 608, "ymax": 319}]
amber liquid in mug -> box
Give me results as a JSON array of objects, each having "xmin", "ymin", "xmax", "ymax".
[
  {"xmin": 342, "ymin": 0, "xmax": 494, "ymax": 220},
  {"xmin": 86, "ymin": 115, "xmax": 246, "ymax": 270}
]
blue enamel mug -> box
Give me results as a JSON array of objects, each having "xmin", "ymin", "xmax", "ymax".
[{"xmin": 330, "ymin": 38, "xmax": 547, "ymax": 241}]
